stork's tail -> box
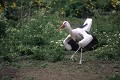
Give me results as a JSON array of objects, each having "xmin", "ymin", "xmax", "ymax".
[
  {"xmin": 80, "ymin": 18, "xmax": 92, "ymax": 33},
  {"xmin": 79, "ymin": 23, "xmax": 88, "ymax": 28}
]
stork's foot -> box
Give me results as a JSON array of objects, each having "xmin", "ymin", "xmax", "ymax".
[
  {"xmin": 78, "ymin": 60, "xmax": 84, "ymax": 64},
  {"xmin": 70, "ymin": 55, "xmax": 74, "ymax": 60},
  {"xmin": 78, "ymin": 61, "xmax": 82, "ymax": 65},
  {"xmin": 70, "ymin": 57, "xmax": 77, "ymax": 62}
]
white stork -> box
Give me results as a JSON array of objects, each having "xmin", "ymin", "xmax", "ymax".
[{"xmin": 59, "ymin": 18, "xmax": 97, "ymax": 64}]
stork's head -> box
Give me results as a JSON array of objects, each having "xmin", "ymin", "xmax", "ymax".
[{"xmin": 59, "ymin": 21, "xmax": 71, "ymax": 30}]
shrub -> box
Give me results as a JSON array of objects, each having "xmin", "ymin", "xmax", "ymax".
[
  {"xmin": 0, "ymin": 13, "xmax": 7, "ymax": 38},
  {"xmin": 49, "ymin": 0, "xmax": 94, "ymax": 18},
  {"xmin": 92, "ymin": 13, "xmax": 120, "ymax": 60},
  {"xmin": 0, "ymin": 21, "xmax": 6, "ymax": 38},
  {"xmin": 0, "ymin": 9, "xmax": 66, "ymax": 63}
]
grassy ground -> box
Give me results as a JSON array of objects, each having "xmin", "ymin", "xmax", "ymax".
[
  {"xmin": 0, "ymin": 52, "xmax": 120, "ymax": 80},
  {"xmin": 0, "ymin": 10, "xmax": 120, "ymax": 80}
]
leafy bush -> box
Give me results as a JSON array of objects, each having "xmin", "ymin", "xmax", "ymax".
[
  {"xmin": 1, "ymin": 0, "xmax": 120, "ymax": 20},
  {"xmin": 66, "ymin": 0, "xmax": 94, "ymax": 18},
  {"xmin": 49, "ymin": 0, "xmax": 94, "ymax": 18},
  {"xmin": 92, "ymin": 13, "xmax": 120, "ymax": 60},
  {"xmin": 0, "ymin": 1, "xmax": 120, "ymax": 63},
  {"xmin": 48, "ymin": 0, "xmax": 120, "ymax": 18},
  {"xmin": 0, "ymin": 14, "xmax": 7, "ymax": 38},
  {"xmin": 94, "ymin": 0, "xmax": 112, "ymax": 12},
  {"xmin": 0, "ymin": 21, "xmax": 6, "ymax": 38},
  {"xmin": 0, "ymin": 9, "xmax": 66, "ymax": 63}
]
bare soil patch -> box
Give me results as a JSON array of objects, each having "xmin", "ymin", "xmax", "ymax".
[{"xmin": 0, "ymin": 53, "xmax": 119, "ymax": 80}]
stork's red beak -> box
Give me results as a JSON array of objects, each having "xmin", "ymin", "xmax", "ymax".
[{"xmin": 59, "ymin": 24, "xmax": 65, "ymax": 30}]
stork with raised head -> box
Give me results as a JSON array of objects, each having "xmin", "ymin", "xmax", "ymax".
[{"xmin": 59, "ymin": 18, "xmax": 98, "ymax": 64}]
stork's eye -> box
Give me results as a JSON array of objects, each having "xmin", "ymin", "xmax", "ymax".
[{"xmin": 63, "ymin": 21, "xmax": 67, "ymax": 24}]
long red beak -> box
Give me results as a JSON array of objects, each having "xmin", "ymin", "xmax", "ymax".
[{"xmin": 59, "ymin": 24, "xmax": 65, "ymax": 30}]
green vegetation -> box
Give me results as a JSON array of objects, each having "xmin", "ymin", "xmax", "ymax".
[
  {"xmin": 108, "ymin": 74, "xmax": 120, "ymax": 80},
  {"xmin": 0, "ymin": 0, "xmax": 120, "ymax": 19},
  {"xmin": 92, "ymin": 13, "xmax": 120, "ymax": 60},
  {"xmin": 0, "ymin": 0, "xmax": 120, "ymax": 63},
  {"xmin": 0, "ymin": 0, "xmax": 120, "ymax": 79},
  {"xmin": 0, "ymin": 10, "xmax": 66, "ymax": 63}
]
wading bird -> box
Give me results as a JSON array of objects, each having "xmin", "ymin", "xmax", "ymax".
[{"xmin": 59, "ymin": 18, "xmax": 98, "ymax": 64}]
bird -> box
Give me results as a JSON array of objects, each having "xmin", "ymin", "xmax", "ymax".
[{"xmin": 59, "ymin": 18, "xmax": 98, "ymax": 64}]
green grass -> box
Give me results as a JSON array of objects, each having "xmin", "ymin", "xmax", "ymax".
[
  {"xmin": 0, "ymin": 76, "xmax": 12, "ymax": 80},
  {"xmin": 0, "ymin": 9, "xmax": 120, "ymax": 65},
  {"xmin": 0, "ymin": 10, "xmax": 66, "ymax": 63},
  {"xmin": 108, "ymin": 74, "xmax": 120, "ymax": 80},
  {"xmin": 92, "ymin": 13, "xmax": 120, "ymax": 60}
]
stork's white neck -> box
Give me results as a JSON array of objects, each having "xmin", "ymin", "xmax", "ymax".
[
  {"xmin": 63, "ymin": 21, "xmax": 75, "ymax": 40},
  {"xmin": 65, "ymin": 25, "xmax": 73, "ymax": 34},
  {"xmin": 65, "ymin": 25, "xmax": 77, "ymax": 41}
]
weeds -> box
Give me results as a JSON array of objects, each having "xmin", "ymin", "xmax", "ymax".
[
  {"xmin": 108, "ymin": 74, "xmax": 120, "ymax": 80},
  {"xmin": 0, "ymin": 8, "xmax": 120, "ymax": 64},
  {"xmin": 92, "ymin": 13, "xmax": 120, "ymax": 60},
  {"xmin": 0, "ymin": 76, "xmax": 12, "ymax": 80},
  {"xmin": 0, "ymin": 9, "xmax": 65, "ymax": 63}
]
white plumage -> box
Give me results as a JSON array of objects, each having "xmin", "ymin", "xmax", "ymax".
[
  {"xmin": 59, "ymin": 18, "xmax": 95, "ymax": 64},
  {"xmin": 60, "ymin": 18, "xmax": 93, "ymax": 50}
]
